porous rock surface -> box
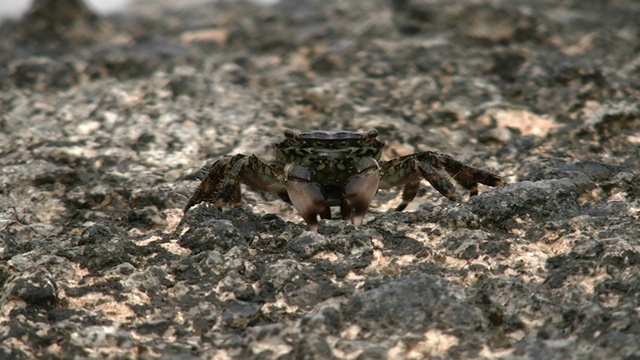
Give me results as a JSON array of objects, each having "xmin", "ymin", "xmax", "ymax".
[{"xmin": 1, "ymin": 0, "xmax": 639, "ymax": 358}]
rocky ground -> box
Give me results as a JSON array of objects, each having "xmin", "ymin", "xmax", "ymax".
[{"xmin": 1, "ymin": 0, "xmax": 639, "ymax": 358}]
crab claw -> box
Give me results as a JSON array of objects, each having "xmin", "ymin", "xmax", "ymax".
[
  {"xmin": 284, "ymin": 164, "xmax": 327, "ymax": 231},
  {"xmin": 341, "ymin": 158, "xmax": 380, "ymax": 227}
]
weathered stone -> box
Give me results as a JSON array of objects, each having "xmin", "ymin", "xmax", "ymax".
[{"xmin": 0, "ymin": 0, "xmax": 638, "ymax": 358}]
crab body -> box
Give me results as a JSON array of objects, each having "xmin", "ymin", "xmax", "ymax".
[{"xmin": 184, "ymin": 129, "xmax": 503, "ymax": 231}]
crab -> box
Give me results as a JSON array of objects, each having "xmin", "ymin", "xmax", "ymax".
[{"xmin": 184, "ymin": 129, "xmax": 504, "ymax": 231}]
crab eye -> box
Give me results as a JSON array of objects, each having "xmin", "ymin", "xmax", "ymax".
[
  {"xmin": 365, "ymin": 129, "xmax": 378, "ymax": 140},
  {"xmin": 284, "ymin": 129, "xmax": 299, "ymax": 142}
]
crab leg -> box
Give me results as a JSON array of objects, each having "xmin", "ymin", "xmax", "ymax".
[
  {"xmin": 241, "ymin": 155, "xmax": 288, "ymax": 193},
  {"xmin": 383, "ymin": 159, "xmax": 460, "ymax": 208},
  {"xmin": 184, "ymin": 154, "xmax": 285, "ymax": 213},
  {"xmin": 379, "ymin": 151, "xmax": 503, "ymax": 210},
  {"xmin": 341, "ymin": 157, "xmax": 380, "ymax": 227},
  {"xmin": 437, "ymin": 154, "xmax": 504, "ymax": 195},
  {"xmin": 395, "ymin": 180, "xmax": 420, "ymax": 212},
  {"xmin": 284, "ymin": 164, "xmax": 327, "ymax": 231},
  {"xmin": 416, "ymin": 161, "xmax": 460, "ymax": 201},
  {"xmin": 184, "ymin": 154, "xmax": 245, "ymax": 213}
]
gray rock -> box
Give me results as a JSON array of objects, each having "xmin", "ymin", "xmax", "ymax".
[
  {"xmin": 469, "ymin": 179, "xmax": 581, "ymax": 227},
  {"xmin": 344, "ymin": 272, "xmax": 484, "ymax": 334},
  {"xmin": 1, "ymin": 268, "xmax": 58, "ymax": 311},
  {"xmin": 0, "ymin": 0, "xmax": 638, "ymax": 358}
]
